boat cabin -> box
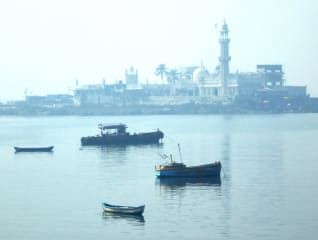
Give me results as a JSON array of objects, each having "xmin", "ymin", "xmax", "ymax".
[
  {"xmin": 98, "ymin": 123, "xmax": 127, "ymax": 135},
  {"xmin": 156, "ymin": 153, "xmax": 186, "ymax": 170},
  {"xmin": 155, "ymin": 162, "xmax": 186, "ymax": 171}
]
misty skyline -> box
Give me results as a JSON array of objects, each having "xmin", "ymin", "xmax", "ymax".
[{"xmin": 0, "ymin": 0, "xmax": 317, "ymax": 101}]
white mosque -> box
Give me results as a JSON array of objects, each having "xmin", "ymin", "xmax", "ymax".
[
  {"xmin": 192, "ymin": 21, "xmax": 238, "ymax": 98},
  {"xmin": 74, "ymin": 21, "xmax": 250, "ymax": 106}
]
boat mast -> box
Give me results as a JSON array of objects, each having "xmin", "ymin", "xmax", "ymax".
[
  {"xmin": 170, "ymin": 154, "xmax": 173, "ymax": 163},
  {"xmin": 178, "ymin": 143, "xmax": 183, "ymax": 163}
]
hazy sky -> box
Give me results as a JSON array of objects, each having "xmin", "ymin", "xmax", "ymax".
[{"xmin": 0, "ymin": 0, "xmax": 317, "ymax": 101}]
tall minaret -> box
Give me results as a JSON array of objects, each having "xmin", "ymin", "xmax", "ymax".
[{"xmin": 219, "ymin": 20, "xmax": 231, "ymax": 96}]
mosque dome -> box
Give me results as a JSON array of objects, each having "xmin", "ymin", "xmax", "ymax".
[{"xmin": 193, "ymin": 66, "xmax": 209, "ymax": 83}]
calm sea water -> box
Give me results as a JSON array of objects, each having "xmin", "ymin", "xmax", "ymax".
[{"xmin": 0, "ymin": 114, "xmax": 318, "ymax": 240}]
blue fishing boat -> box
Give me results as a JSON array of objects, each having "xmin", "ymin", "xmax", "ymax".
[
  {"xmin": 102, "ymin": 202, "xmax": 145, "ymax": 215},
  {"xmin": 155, "ymin": 161, "xmax": 221, "ymax": 178},
  {"xmin": 155, "ymin": 144, "xmax": 221, "ymax": 178}
]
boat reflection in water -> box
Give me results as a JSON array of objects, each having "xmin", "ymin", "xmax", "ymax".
[
  {"xmin": 156, "ymin": 176, "xmax": 221, "ymax": 189},
  {"xmin": 102, "ymin": 211, "xmax": 145, "ymax": 224}
]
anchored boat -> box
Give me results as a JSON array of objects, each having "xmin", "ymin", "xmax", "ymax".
[
  {"xmin": 155, "ymin": 161, "xmax": 222, "ymax": 178},
  {"xmin": 81, "ymin": 123, "xmax": 164, "ymax": 146},
  {"xmin": 14, "ymin": 146, "xmax": 54, "ymax": 153},
  {"xmin": 102, "ymin": 202, "xmax": 145, "ymax": 215},
  {"xmin": 155, "ymin": 144, "xmax": 221, "ymax": 178}
]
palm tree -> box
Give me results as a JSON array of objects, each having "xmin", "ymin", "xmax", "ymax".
[
  {"xmin": 155, "ymin": 64, "xmax": 168, "ymax": 84},
  {"xmin": 167, "ymin": 69, "xmax": 179, "ymax": 84}
]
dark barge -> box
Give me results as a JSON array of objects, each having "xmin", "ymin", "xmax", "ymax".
[{"xmin": 81, "ymin": 123, "xmax": 164, "ymax": 146}]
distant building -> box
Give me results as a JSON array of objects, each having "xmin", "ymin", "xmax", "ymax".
[
  {"xmin": 257, "ymin": 64, "xmax": 284, "ymax": 88},
  {"xmin": 236, "ymin": 72, "xmax": 263, "ymax": 97},
  {"xmin": 237, "ymin": 64, "xmax": 307, "ymax": 99},
  {"xmin": 25, "ymin": 94, "xmax": 73, "ymax": 107},
  {"xmin": 74, "ymin": 82, "xmax": 127, "ymax": 106},
  {"xmin": 125, "ymin": 66, "xmax": 138, "ymax": 85}
]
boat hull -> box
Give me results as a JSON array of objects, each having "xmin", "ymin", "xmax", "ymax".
[
  {"xmin": 155, "ymin": 162, "xmax": 221, "ymax": 178},
  {"xmin": 102, "ymin": 203, "xmax": 145, "ymax": 215},
  {"xmin": 14, "ymin": 146, "xmax": 54, "ymax": 152},
  {"xmin": 81, "ymin": 131, "xmax": 164, "ymax": 146}
]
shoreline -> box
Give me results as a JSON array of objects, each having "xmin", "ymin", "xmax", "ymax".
[{"xmin": 1, "ymin": 102, "xmax": 318, "ymax": 116}]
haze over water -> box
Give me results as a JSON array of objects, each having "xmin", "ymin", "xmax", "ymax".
[
  {"xmin": 0, "ymin": 114, "xmax": 317, "ymax": 239},
  {"xmin": 1, "ymin": 0, "xmax": 318, "ymax": 100}
]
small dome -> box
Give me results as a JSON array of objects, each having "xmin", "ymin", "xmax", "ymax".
[{"xmin": 193, "ymin": 67, "xmax": 209, "ymax": 83}]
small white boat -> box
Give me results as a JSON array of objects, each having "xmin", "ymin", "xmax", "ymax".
[{"xmin": 102, "ymin": 202, "xmax": 145, "ymax": 215}]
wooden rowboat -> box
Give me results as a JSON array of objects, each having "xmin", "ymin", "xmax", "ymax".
[
  {"xmin": 102, "ymin": 202, "xmax": 145, "ymax": 215},
  {"xmin": 14, "ymin": 146, "xmax": 54, "ymax": 153}
]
